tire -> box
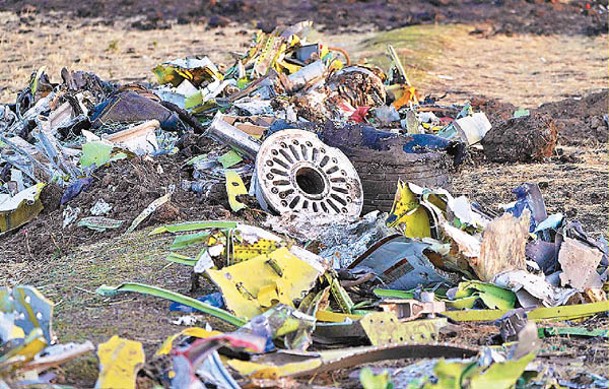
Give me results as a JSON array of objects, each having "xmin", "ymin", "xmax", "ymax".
[{"xmin": 339, "ymin": 146, "xmax": 453, "ymax": 213}]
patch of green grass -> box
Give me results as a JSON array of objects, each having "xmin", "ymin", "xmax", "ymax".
[{"xmin": 357, "ymin": 24, "xmax": 469, "ymax": 84}]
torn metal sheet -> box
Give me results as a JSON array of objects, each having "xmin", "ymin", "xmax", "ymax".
[
  {"xmin": 314, "ymin": 210, "xmax": 394, "ymax": 268},
  {"xmin": 451, "ymin": 281, "xmax": 516, "ymax": 310},
  {"xmin": 428, "ymin": 352, "xmax": 535, "ymax": 389},
  {"xmin": 227, "ymin": 343, "xmax": 477, "ymax": 379},
  {"xmin": 493, "ymin": 270, "xmax": 577, "ymax": 308},
  {"xmin": 22, "ymin": 341, "xmax": 94, "ymax": 374},
  {"xmin": 196, "ymin": 351, "xmax": 240, "ymax": 389},
  {"xmin": 90, "ymin": 91, "xmax": 182, "ymax": 131},
  {"xmin": 225, "ymin": 169, "xmax": 248, "ymax": 212},
  {"xmin": 95, "ymin": 335, "xmax": 145, "ymax": 389},
  {"xmin": 0, "ymin": 327, "xmax": 47, "ymax": 367},
  {"xmin": 77, "ymin": 216, "xmax": 124, "ymax": 232},
  {"xmin": 32, "ymin": 130, "xmax": 80, "ymax": 182},
  {"xmin": 349, "ymin": 235, "xmax": 450, "ymax": 291},
  {"xmin": 533, "ymin": 212, "xmax": 563, "ymax": 234},
  {"xmin": 313, "ymin": 319, "xmax": 366, "ymax": 345},
  {"xmin": 441, "ymin": 222, "xmax": 481, "ymax": 260},
  {"xmin": 239, "ymin": 304, "xmax": 316, "ymax": 351},
  {"xmin": 205, "ymin": 247, "xmax": 324, "ymax": 320},
  {"xmin": 0, "ymin": 183, "xmax": 45, "ymax": 233},
  {"xmin": 126, "ymin": 190, "xmax": 173, "ymax": 233},
  {"xmin": 526, "ymin": 240, "xmax": 558, "ymax": 274},
  {"xmin": 0, "ymin": 285, "xmax": 54, "ymax": 344},
  {"xmin": 386, "ymin": 180, "xmax": 432, "ymax": 238},
  {"xmin": 558, "ymin": 237, "xmax": 604, "ymax": 291},
  {"xmin": 379, "ymin": 299, "xmax": 445, "ymax": 321},
  {"xmin": 360, "ymin": 367, "xmax": 393, "ymax": 389},
  {"xmin": 286, "ymin": 289, "xmax": 326, "ymax": 350},
  {"xmin": 504, "ymin": 183, "xmax": 548, "ymax": 233},
  {"xmin": 171, "ymin": 333, "xmax": 264, "ymax": 389},
  {"xmin": 360, "ymin": 312, "xmax": 446, "ymax": 345},
  {"xmin": 153, "ymin": 57, "xmax": 222, "ymax": 88},
  {"xmin": 103, "ymin": 119, "xmax": 160, "ymax": 155},
  {"xmin": 155, "ymin": 327, "xmax": 221, "ymax": 357},
  {"xmin": 443, "ymin": 300, "xmax": 609, "ymax": 322}
]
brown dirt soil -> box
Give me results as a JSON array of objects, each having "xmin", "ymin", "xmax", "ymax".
[
  {"xmin": 482, "ymin": 113, "xmax": 558, "ymax": 163},
  {"xmin": 0, "ymin": 145, "xmax": 234, "ymax": 262},
  {"xmin": 2, "ymin": 0, "xmax": 607, "ymax": 36},
  {"xmin": 536, "ymin": 90, "xmax": 609, "ymax": 146}
]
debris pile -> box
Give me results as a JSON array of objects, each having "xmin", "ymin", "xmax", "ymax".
[
  {"xmin": 0, "ymin": 286, "xmax": 94, "ymax": 387},
  {"xmin": 1, "ymin": 22, "xmax": 607, "ymax": 388}
]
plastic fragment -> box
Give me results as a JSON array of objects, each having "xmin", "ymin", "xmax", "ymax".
[
  {"xmin": 96, "ymin": 282, "xmax": 245, "ymax": 327},
  {"xmin": 442, "ymin": 300, "xmax": 609, "ymax": 322},
  {"xmin": 0, "ymin": 183, "xmax": 45, "ymax": 233},
  {"xmin": 225, "ymin": 169, "xmax": 248, "ymax": 212},
  {"xmin": 217, "ymin": 149, "xmax": 243, "ymax": 169},
  {"xmin": 95, "ymin": 335, "xmax": 145, "ymax": 389},
  {"xmin": 360, "ymin": 367, "xmax": 394, "ymax": 389},
  {"xmin": 77, "ymin": 216, "xmax": 124, "ymax": 232},
  {"xmin": 126, "ymin": 191, "xmax": 172, "ymax": 233},
  {"xmin": 452, "ymin": 281, "xmax": 516, "ymax": 310},
  {"xmin": 80, "ymin": 141, "xmax": 127, "ymax": 169},
  {"xmin": 150, "ymin": 220, "xmax": 238, "ymax": 235}
]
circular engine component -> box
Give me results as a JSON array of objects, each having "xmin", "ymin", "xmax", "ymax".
[{"xmin": 255, "ymin": 129, "xmax": 363, "ymax": 217}]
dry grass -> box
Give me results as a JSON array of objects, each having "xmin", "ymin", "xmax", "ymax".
[
  {"xmin": 0, "ymin": 226, "xmax": 234, "ymax": 386},
  {"xmin": 0, "ymin": 12, "xmax": 253, "ymax": 102},
  {"xmin": 356, "ymin": 25, "xmax": 607, "ymax": 107},
  {"xmin": 454, "ymin": 146, "xmax": 608, "ymax": 237},
  {"xmin": 2, "ymin": 15, "xmax": 606, "ymax": 107}
]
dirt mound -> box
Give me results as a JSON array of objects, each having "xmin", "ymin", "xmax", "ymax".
[
  {"xmin": 470, "ymin": 95, "xmax": 517, "ymax": 125},
  {"xmin": 482, "ymin": 113, "xmax": 558, "ymax": 163},
  {"xmin": 3, "ymin": 0, "xmax": 607, "ymax": 36},
  {"xmin": 470, "ymin": 91, "xmax": 608, "ymax": 146},
  {"xmin": 536, "ymin": 90, "xmax": 608, "ymax": 146},
  {"xmin": 0, "ymin": 152, "xmax": 231, "ymax": 263}
]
